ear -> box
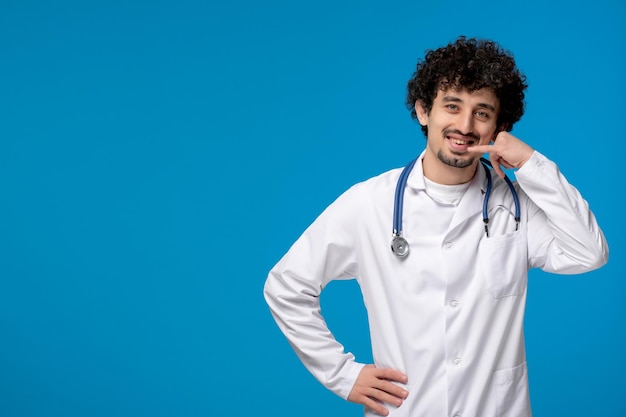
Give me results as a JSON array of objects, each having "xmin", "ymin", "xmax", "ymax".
[{"xmin": 414, "ymin": 101, "xmax": 429, "ymax": 126}]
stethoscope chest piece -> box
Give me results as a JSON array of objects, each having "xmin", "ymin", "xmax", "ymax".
[{"xmin": 391, "ymin": 235, "xmax": 409, "ymax": 257}]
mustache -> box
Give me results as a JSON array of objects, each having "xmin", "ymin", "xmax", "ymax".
[{"xmin": 443, "ymin": 129, "xmax": 480, "ymax": 142}]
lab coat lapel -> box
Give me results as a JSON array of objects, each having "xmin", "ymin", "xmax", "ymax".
[{"xmin": 448, "ymin": 164, "xmax": 487, "ymax": 233}]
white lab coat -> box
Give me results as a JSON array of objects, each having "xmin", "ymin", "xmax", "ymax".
[{"xmin": 264, "ymin": 151, "xmax": 608, "ymax": 417}]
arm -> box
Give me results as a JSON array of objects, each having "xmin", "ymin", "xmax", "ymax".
[
  {"xmin": 263, "ymin": 184, "xmax": 408, "ymax": 415},
  {"xmin": 515, "ymin": 151, "xmax": 608, "ymax": 272},
  {"xmin": 468, "ymin": 132, "xmax": 608, "ymax": 273}
]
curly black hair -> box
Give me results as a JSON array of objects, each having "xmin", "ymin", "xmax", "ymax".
[{"xmin": 406, "ymin": 36, "xmax": 528, "ymax": 137}]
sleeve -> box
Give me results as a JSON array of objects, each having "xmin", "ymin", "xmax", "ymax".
[
  {"xmin": 263, "ymin": 184, "xmax": 367, "ymax": 400},
  {"xmin": 515, "ymin": 151, "xmax": 609, "ymax": 273}
]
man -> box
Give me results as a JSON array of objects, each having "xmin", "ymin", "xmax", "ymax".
[{"xmin": 263, "ymin": 36, "xmax": 608, "ymax": 417}]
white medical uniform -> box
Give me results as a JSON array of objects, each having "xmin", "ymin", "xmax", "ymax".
[{"xmin": 264, "ymin": 151, "xmax": 608, "ymax": 417}]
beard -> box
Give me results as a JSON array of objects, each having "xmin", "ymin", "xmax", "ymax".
[{"xmin": 437, "ymin": 149, "xmax": 476, "ymax": 168}]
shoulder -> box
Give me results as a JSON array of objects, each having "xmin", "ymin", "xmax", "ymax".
[
  {"xmin": 324, "ymin": 167, "xmax": 403, "ymax": 215},
  {"xmin": 350, "ymin": 167, "xmax": 404, "ymax": 194}
]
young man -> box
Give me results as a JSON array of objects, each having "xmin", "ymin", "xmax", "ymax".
[{"xmin": 263, "ymin": 36, "xmax": 608, "ymax": 417}]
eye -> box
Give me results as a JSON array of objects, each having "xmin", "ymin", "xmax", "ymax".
[
  {"xmin": 475, "ymin": 110, "xmax": 490, "ymax": 119},
  {"xmin": 446, "ymin": 104, "xmax": 459, "ymax": 111}
]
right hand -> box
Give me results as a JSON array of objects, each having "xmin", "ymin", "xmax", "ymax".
[{"xmin": 347, "ymin": 364, "xmax": 409, "ymax": 416}]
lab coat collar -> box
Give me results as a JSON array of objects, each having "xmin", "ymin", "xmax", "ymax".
[
  {"xmin": 405, "ymin": 150, "xmax": 428, "ymax": 191},
  {"xmin": 405, "ymin": 150, "xmax": 487, "ymax": 231}
]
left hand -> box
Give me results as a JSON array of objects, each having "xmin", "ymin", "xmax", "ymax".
[
  {"xmin": 467, "ymin": 131, "xmax": 534, "ymax": 178},
  {"xmin": 347, "ymin": 365, "xmax": 409, "ymax": 416}
]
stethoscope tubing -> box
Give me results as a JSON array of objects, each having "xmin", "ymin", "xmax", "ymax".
[
  {"xmin": 393, "ymin": 158, "xmax": 417, "ymax": 235},
  {"xmin": 479, "ymin": 158, "xmax": 520, "ymax": 236},
  {"xmin": 391, "ymin": 156, "xmax": 520, "ymax": 255}
]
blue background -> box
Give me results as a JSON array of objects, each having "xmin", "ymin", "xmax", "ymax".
[{"xmin": 1, "ymin": 0, "xmax": 624, "ymax": 416}]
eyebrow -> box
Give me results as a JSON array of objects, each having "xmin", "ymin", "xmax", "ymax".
[{"xmin": 442, "ymin": 96, "xmax": 496, "ymax": 112}]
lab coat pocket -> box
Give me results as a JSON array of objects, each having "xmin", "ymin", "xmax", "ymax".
[
  {"xmin": 479, "ymin": 231, "xmax": 527, "ymax": 299},
  {"xmin": 493, "ymin": 362, "xmax": 531, "ymax": 417}
]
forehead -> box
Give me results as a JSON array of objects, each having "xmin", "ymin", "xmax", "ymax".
[{"xmin": 435, "ymin": 87, "xmax": 499, "ymax": 110}]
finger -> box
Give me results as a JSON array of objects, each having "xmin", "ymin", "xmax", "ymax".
[
  {"xmin": 351, "ymin": 388, "xmax": 395, "ymax": 416},
  {"xmin": 374, "ymin": 379, "xmax": 409, "ymax": 400},
  {"xmin": 374, "ymin": 367, "xmax": 408, "ymax": 384},
  {"xmin": 489, "ymin": 153, "xmax": 505, "ymax": 179},
  {"xmin": 371, "ymin": 385, "xmax": 407, "ymax": 405},
  {"xmin": 500, "ymin": 160, "xmax": 514, "ymax": 169},
  {"xmin": 361, "ymin": 395, "xmax": 390, "ymax": 416},
  {"xmin": 365, "ymin": 387, "xmax": 405, "ymax": 408},
  {"xmin": 466, "ymin": 144, "xmax": 492, "ymax": 154}
]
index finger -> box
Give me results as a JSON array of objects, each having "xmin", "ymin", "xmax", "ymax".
[
  {"xmin": 374, "ymin": 367, "xmax": 408, "ymax": 383},
  {"xmin": 466, "ymin": 144, "xmax": 493, "ymax": 154}
]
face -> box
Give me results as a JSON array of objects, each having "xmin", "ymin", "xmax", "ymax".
[{"xmin": 415, "ymin": 87, "xmax": 500, "ymax": 182}]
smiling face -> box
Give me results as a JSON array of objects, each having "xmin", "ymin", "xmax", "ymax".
[{"xmin": 415, "ymin": 87, "xmax": 500, "ymax": 184}]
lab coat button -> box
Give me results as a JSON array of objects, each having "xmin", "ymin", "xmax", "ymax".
[
  {"xmin": 450, "ymin": 299, "xmax": 459, "ymax": 308},
  {"xmin": 452, "ymin": 357, "xmax": 461, "ymax": 366},
  {"xmin": 444, "ymin": 242, "xmax": 454, "ymax": 250}
]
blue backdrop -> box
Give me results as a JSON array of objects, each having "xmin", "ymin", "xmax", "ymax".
[{"xmin": 1, "ymin": 0, "xmax": 624, "ymax": 416}]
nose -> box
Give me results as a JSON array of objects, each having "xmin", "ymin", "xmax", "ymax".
[{"xmin": 458, "ymin": 110, "xmax": 474, "ymax": 135}]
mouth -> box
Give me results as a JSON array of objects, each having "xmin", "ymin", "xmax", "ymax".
[
  {"xmin": 445, "ymin": 132, "xmax": 477, "ymax": 152},
  {"xmin": 448, "ymin": 137, "xmax": 476, "ymax": 145}
]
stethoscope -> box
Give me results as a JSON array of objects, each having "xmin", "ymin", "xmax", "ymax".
[{"xmin": 391, "ymin": 157, "xmax": 520, "ymax": 257}]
